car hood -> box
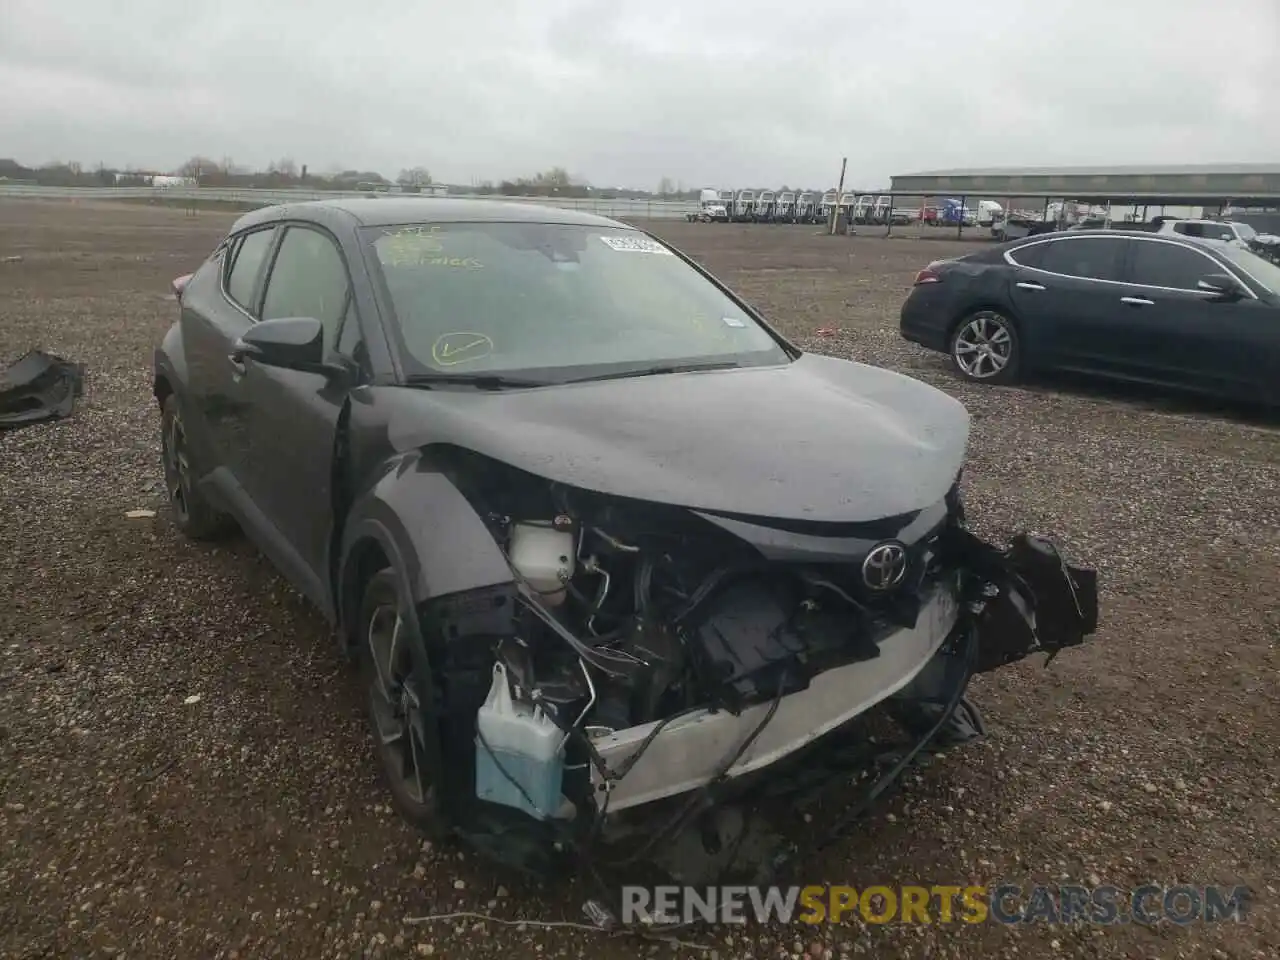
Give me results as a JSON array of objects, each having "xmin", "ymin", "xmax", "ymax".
[{"xmin": 382, "ymin": 353, "xmax": 970, "ymax": 523}]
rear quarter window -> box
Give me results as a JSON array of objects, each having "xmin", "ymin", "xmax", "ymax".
[
  {"xmin": 1006, "ymin": 241, "xmax": 1046, "ymax": 269},
  {"xmin": 960, "ymin": 246, "xmax": 1010, "ymax": 265},
  {"xmin": 1037, "ymin": 236, "xmax": 1127, "ymax": 282}
]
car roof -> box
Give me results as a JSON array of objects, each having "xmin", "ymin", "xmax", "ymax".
[
  {"xmin": 1011, "ymin": 229, "xmax": 1227, "ymax": 249},
  {"xmin": 228, "ymin": 197, "xmax": 632, "ymax": 234}
]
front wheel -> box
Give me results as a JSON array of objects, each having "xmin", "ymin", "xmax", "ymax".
[
  {"xmin": 949, "ymin": 310, "xmax": 1022, "ymax": 384},
  {"xmin": 359, "ymin": 569, "xmax": 449, "ymax": 836}
]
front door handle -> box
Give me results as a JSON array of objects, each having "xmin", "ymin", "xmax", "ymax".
[
  {"xmin": 1120, "ymin": 296, "xmax": 1155, "ymax": 306},
  {"xmin": 228, "ymin": 340, "xmax": 250, "ymax": 374},
  {"xmin": 1016, "ymin": 281, "xmax": 1046, "ymax": 291}
]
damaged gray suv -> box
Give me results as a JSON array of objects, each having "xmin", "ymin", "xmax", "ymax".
[{"xmin": 153, "ymin": 198, "xmax": 1098, "ymax": 893}]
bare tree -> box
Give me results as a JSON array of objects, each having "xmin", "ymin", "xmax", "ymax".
[
  {"xmin": 177, "ymin": 156, "xmax": 222, "ymax": 179},
  {"xmin": 267, "ymin": 157, "xmax": 299, "ymax": 178},
  {"xmin": 538, "ymin": 167, "xmax": 571, "ymax": 188},
  {"xmin": 396, "ymin": 166, "xmax": 432, "ymax": 187},
  {"xmin": 656, "ymin": 176, "xmax": 675, "ymax": 198}
]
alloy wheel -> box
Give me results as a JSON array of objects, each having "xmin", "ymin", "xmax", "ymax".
[
  {"xmin": 365, "ymin": 603, "xmax": 434, "ymax": 807},
  {"xmin": 162, "ymin": 410, "xmax": 191, "ymax": 523},
  {"xmin": 953, "ymin": 314, "xmax": 1014, "ymax": 379}
]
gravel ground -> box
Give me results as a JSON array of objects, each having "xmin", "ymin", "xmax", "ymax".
[{"xmin": 1, "ymin": 200, "xmax": 1277, "ymax": 960}]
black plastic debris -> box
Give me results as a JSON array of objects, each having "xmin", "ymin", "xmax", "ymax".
[{"xmin": 0, "ymin": 350, "xmax": 87, "ymax": 431}]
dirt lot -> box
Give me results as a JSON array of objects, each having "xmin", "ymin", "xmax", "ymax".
[{"xmin": 1, "ymin": 199, "xmax": 1277, "ymax": 960}]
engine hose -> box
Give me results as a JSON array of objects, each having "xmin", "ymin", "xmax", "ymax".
[
  {"xmin": 633, "ymin": 556, "xmax": 655, "ymax": 619},
  {"xmin": 516, "ymin": 588, "xmax": 647, "ymax": 677}
]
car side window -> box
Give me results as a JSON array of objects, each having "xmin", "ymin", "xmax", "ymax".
[
  {"xmin": 1129, "ymin": 240, "xmax": 1220, "ymax": 291},
  {"xmin": 1007, "ymin": 242, "xmax": 1046, "ymax": 269},
  {"xmin": 225, "ymin": 227, "xmax": 277, "ymax": 312},
  {"xmin": 1036, "ymin": 237, "xmax": 1126, "ymax": 282},
  {"xmin": 260, "ymin": 225, "xmax": 352, "ymax": 350}
]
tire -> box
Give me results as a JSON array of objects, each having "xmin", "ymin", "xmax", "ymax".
[
  {"xmin": 160, "ymin": 393, "xmax": 234, "ymax": 540},
  {"xmin": 948, "ymin": 309, "xmax": 1022, "ymax": 385},
  {"xmin": 359, "ymin": 568, "xmax": 449, "ymax": 837}
]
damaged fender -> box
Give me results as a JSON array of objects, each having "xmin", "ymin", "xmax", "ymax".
[{"xmin": 338, "ymin": 449, "xmax": 517, "ymax": 638}]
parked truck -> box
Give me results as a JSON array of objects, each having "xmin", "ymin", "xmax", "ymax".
[
  {"xmin": 853, "ymin": 195, "xmax": 893, "ymax": 225},
  {"xmin": 686, "ymin": 188, "xmax": 730, "ymax": 222},
  {"xmin": 819, "ymin": 190, "xmax": 839, "ymax": 223},
  {"xmin": 775, "ymin": 191, "xmax": 796, "ymax": 222},
  {"xmin": 795, "ymin": 191, "xmax": 817, "ymax": 222},
  {"xmin": 756, "ymin": 189, "xmax": 777, "ymax": 222}
]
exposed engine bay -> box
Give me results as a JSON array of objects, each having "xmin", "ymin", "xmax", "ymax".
[
  {"xmin": 416, "ymin": 450, "xmax": 1099, "ymax": 890},
  {"xmin": 484, "ymin": 479, "xmax": 956, "ymax": 736}
]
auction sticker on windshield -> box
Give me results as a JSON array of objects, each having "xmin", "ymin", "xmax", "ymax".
[{"xmin": 599, "ymin": 235, "xmax": 673, "ymax": 254}]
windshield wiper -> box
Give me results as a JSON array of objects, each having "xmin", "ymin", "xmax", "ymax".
[
  {"xmin": 403, "ymin": 373, "xmax": 548, "ymax": 390},
  {"xmin": 564, "ymin": 360, "xmax": 742, "ymax": 385}
]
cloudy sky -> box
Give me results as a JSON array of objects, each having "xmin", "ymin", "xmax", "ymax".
[{"xmin": 1, "ymin": 0, "xmax": 1276, "ymax": 189}]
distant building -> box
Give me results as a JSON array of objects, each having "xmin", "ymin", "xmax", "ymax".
[
  {"xmin": 113, "ymin": 173, "xmax": 197, "ymax": 187},
  {"xmin": 889, "ymin": 164, "xmax": 1280, "ymax": 207}
]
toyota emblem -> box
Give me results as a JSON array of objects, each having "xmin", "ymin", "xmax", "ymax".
[{"xmin": 861, "ymin": 541, "xmax": 908, "ymax": 591}]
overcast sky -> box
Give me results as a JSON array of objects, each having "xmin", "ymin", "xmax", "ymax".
[{"xmin": 1, "ymin": 0, "xmax": 1276, "ymax": 189}]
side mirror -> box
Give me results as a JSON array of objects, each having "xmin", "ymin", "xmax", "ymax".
[
  {"xmin": 234, "ymin": 316, "xmax": 325, "ymax": 371},
  {"xmin": 1197, "ymin": 274, "xmax": 1247, "ymax": 301}
]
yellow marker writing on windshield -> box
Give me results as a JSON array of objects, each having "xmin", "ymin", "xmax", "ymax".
[
  {"xmin": 382, "ymin": 226, "xmax": 446, "ymax": 266},
  {"xmin": 432, "ymin": 332, "xmax": 494, "ymax": 366}
]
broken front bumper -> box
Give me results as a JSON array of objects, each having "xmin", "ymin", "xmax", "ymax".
[
  {"xmin": 591, "ymin": 578, "xmax": 961, "ymax": 811},
  {"xmin": 589, "ymin": 530, "xmax": 1098, "ymax": 814}
]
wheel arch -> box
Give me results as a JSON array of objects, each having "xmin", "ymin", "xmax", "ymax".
[
  {"xmin": 337, "ymin": 533, "xmax": 393, "ymax": 657},
  {"xmin": 336, "ymin": 452, "xmax": 515, "ymax": 656},
  {"xmin": 153, "ymin": 373, "xmax": 175, "ymax": 407},
  {"xmin": 153, "ymin": 322, "xmax": 189, "ymax": 409}
]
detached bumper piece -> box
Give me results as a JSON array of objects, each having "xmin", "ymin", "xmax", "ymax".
[
  {"xmin": 0, "ymin": 350, "xmax": 87, "ymax": 431},
  {"xmin": 951, "ymin": 530, "xmax": 1100, "ymax": 672}
]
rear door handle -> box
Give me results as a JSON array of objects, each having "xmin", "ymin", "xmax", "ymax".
[
  {"xmin": 1016, "ymin": 281, "xmax": 1046, "ymax": 290},
  {"xmin": 1120, "ymin": 296, "xmax": 1155, "ymax": 306}
]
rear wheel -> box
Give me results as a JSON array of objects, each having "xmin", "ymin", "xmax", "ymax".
[
  {"xmin": 359, "ymin": 569, "xmax": 448, "ymax": 836},
  {"xmin": 160, "ymin": 394, "xmax": 233, "ymax": 540},
  {"xmin": 949, "ymin": 310, "xmax": 1022, "ymax": 384}
]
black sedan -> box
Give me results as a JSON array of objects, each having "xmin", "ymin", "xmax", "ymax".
[
  {"xmin": 899, "ymin": 230, "xmax": 1280, "ymax": 405},
  {"xmin": 154, "ymin": 198, "xmax": 1096, "ymax": 881}
]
